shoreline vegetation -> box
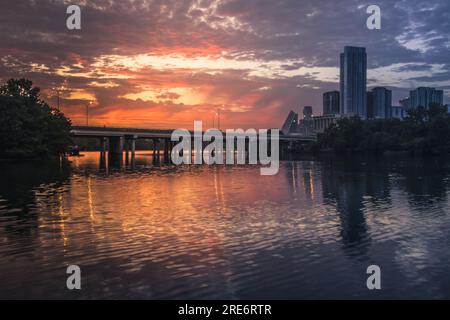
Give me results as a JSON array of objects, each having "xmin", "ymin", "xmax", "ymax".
[
  {"xmin": 310, "ymin": 103, "xmax": 450, "ymax": 156},
  {"xmin": 0, "ymin": 79, "xmax": 72, "ymax": 160}
]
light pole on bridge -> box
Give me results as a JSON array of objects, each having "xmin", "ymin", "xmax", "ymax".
[{"xmin": 86, "ymin": 101, "xmax": 93, "ymax": 126}]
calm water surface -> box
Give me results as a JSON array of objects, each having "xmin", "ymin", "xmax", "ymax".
[{"xmin": 1, "ymin": 152, "xmax": 450, "ymax": 299}]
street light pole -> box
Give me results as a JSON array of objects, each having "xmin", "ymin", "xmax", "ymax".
[
  {"xmin": 86, "ymin": 101, "xmax": 92, "ymax": 126},
  {"xmin": 54, "ymin": 85, "xmax": 65, "ymax": 111},
  {"xmin": 86, "ymin": 103, "xmax": 89, "ymax": 126},
  {"xmin": 218, "ymin": 108, "xmax": 221, "ymax": 131},
  {"xmin": 56, "ymin": 90, "xmax": 60, "ymax": 111}
]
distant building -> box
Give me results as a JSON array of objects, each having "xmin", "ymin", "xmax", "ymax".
[
  {"xmin": 310, "ymin": 114, "xmax": 339, "ymax": 133},
  {"xmin": 323, "ymin": 91, "xmax": 340, "ymax": 115},
  {"xmin": 297, "ymin": 114, "xmax": 338, "ymax": 135},
  {"xmin": 391, "ymin": 106, "xmax": 406, "ymax": 120},
  {"xmin": 303, "ymin": 106, "xmax": 313, "ymax": 119},
  {"xmin": 340, "ymin": 46, "xmax": 367, "ymax": 119},
  {"xmin": 367, "ymin": 87, "xmax": 392, "ymax": 119},
  {"xmin": 399, "ymin": 97, "xmax": 410, "ymax": 110},
  {"xmin": 281, "ymin": 110, "xmax": 338, "ymax": 136},
  {"xmin": 281, "ymin": 110, "xmax": 299, "ymax": 135},
  {"xmin": 409, "ymin": 87, "xmax": 444, "ymax": 108}
]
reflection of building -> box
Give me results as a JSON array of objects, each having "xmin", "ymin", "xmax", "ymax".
[
  {"xmin": 340, "ymin": 46, "xmax": 367, "ymax": 119},
  {"xmin": 319, "ymin": 159, "xmax": 369, "ymax": 257},
  {"xmin": 320, "ymin": 158, "xmax": 395, "ymax": 258},
  {"xmin": 409, "ymin": 87, "xmax": 444, "ymax": 109},
  {"xmin": 367, "ymin": 87, "xmax": 392, "ymax": 119},
  {"xmin": 323, "ymin": 91, "xmax": 340, "ymax": 115}
]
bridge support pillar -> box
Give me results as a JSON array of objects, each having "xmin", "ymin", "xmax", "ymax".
[
  {"xmin": 169, "ymin": 140, "xmax": 175, "ymax": 162},
  {"xmin": 131, "ymin": 137, "xmax": 136, "ymax": 159},
  {"xmin": 108, "ymin": 136, "xmax": 123, "ymax": 168},
  {"xmin": 109, "ymin": 136, "xmax": 123, "ymax": 155},
  {"xmin": 124, "ymin": 136, "xmax": 137, "ymax": 167},
  {"xmin": 99, "ymin": 137, "xmax": 107, "ymax": 169},
  {"xmin": 152, "ymin": 139, "xmax": 157, "ymax": 157},
  {"xmin": 130, "ymin": 136, "xmax": 136, "ymax": 168},
  {"xmin": 124, "ymin": 139, "xmax": 130, "ymax": 165},
  {"xmin": 100, "ymin": 137, "xmax": 107, "ymax": 153},
  {"xmin": 163, "ymin": 139, "xmax": 170, "ymax": 163},
  {"xmin": 152, "ymin": 139, "xmax": 160, "ymax": 165}
]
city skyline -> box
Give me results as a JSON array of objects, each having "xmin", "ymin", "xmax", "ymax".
[{"xmin": 0, "ymin": 0, "xmax": 449, "ymax": 129}]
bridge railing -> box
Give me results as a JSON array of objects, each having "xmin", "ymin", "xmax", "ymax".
[{"xmin": 71, "ymin": 125, "xmax": 175, "ymax": 134}]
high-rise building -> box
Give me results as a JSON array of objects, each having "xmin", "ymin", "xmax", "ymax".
[
  {"xmin": 409, "ymin": 87, "xmax": 444, "ymax": 108},
  {"xmin": 303, "ymin": 106, "xmax": 313, "ymax": 119},
  {"xmin": 323, "ymin": 91, "xmax": 340, "ymax": 115},
  {"xmin": 340, "ymin": 46, "xmax": 367, "ymax": 119},
  {"xmin": 281, "ymin": 110, "xmax": 298, "ymax": 135},
  {"xmin": 367, "ymin": 87, "xmax": 392, "ymax": 119}
]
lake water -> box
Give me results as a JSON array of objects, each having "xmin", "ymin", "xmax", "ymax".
[{"xmin": 1, "ymin": 152, "xmax": 450, "ymax": 299}]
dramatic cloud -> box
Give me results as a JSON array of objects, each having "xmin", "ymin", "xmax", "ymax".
[{"xmin": 0, "ymin": 0, "xmax": 449, "ymax": 128}]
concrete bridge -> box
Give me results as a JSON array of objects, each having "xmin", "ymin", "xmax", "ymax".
[
  {"xmin": 71, "ymin": 126, "xmax": 175, "ymax": 164},
  {"xmin": 70, "ymin": 126, "xmax": 316, "ymax": 163}
]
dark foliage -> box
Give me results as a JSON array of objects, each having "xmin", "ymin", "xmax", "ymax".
[
  {"xmin": 314, "ymin": 103, "xmax": 450, "ymax": 155},
  {"xmin": 0, "ymin": 79, "xmax": 72, "ymax": 159}
]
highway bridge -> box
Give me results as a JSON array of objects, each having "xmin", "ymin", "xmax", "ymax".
[
  {"xmin": 71, "ymin": 126, "xmax": 316, "ymax": 141},
  {"xmin": 70, "ymin": 126, "xmax": 316, "ymax": 161}
]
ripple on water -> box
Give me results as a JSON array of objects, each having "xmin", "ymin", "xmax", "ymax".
[{"xmin": 2, "ymin": 154, "xmax": 450, "ymax": 298}]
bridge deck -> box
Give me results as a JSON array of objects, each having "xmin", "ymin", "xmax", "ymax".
[{"xmin": 70, "ymin": 126, "xmax": 316, "ymax": 141}]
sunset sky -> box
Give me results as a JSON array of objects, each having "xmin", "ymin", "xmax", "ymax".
[{"xmin": 0, "ymin": 0, "xmax": 449, "ymax": 129}]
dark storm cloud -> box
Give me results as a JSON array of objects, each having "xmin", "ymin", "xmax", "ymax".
[
  {"xmin": 2, "ymin": 0, "xmax": 448, "ymax": 66},
  {"xmin": 0, "ymin": 0, "xmax": 448, "ymax": 127}
]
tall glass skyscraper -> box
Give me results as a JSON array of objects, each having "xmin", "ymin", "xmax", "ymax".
[
  {"xmin": 340, "ymin": 46, "xmax": 367, "ymax": 119},
  {"xmin": 409, "ymin": 87, "xmax": 444, "ymax": 108}
]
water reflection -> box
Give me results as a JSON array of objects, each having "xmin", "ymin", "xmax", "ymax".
[
  {"xmin": 1, "ymin": 153, "xmax": 450, "ymax": 299},
  {"xmin": 320, "ymin": 159, "xmax": 370, "ymax": 258}
]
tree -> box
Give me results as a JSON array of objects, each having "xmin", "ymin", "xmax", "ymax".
[
  {"xmin": 315, "ymin": 103, "xmax": 450, "ymax": 156},
  {"xmin": 0, "ymin": 79, "xmax": 72, "ymax": 159}
]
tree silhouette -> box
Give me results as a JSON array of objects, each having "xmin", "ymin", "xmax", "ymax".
[
  {"xmin": 315, "ymin": 103, "xmax": 450, "ymax": 155},
  {"xmin": 0, "ymin": 79, "xmax": 72, "ymax": 159}
]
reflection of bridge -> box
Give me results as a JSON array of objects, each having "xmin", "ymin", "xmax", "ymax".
[{"xmin": 70, "ymin": 126, "xmax": 316, "ymax": 163}]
